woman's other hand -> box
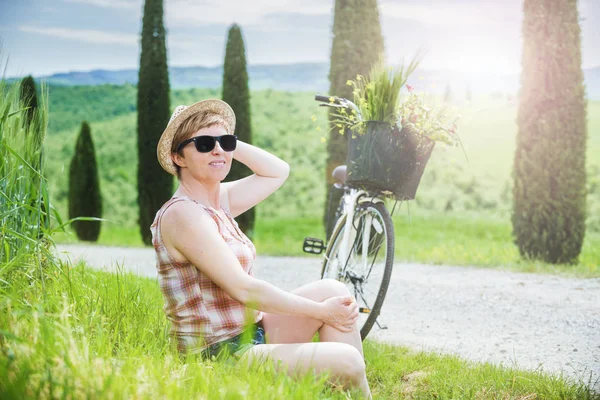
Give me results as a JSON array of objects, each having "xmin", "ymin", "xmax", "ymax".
[{"xmin": 320, "ymin": 295, "xmax": 359, "ymax": 332}]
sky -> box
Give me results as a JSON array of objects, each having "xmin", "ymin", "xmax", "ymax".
[{"xmin": 0, "ymin": 0, "xmax": 599, "ymax": 78}]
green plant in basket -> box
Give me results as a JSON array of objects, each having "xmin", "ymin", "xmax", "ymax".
[
  {"xmin": 332, "ymin": 56, "xmax": 421, "ymax": 136},
  {"xmin": 330, "ymin": 56, "xmax": 463, "ymax": 200}
]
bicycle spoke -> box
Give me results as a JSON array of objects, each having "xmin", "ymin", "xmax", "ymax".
[
  {"xmin": 366, "ymin": 243, "xmax": 383, "ymax": 281},
  {"xmin": 322, "ymin": 200, "xmax": 394, "ymax": 340},
  {"xmin": 347, "ymin": 214, "xmax": 385, "ymax": 281}
]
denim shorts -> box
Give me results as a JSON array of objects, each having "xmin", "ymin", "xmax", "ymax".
[{"xmin": 200, "ymin": 321, "xmax": 266, "ymax": 360}]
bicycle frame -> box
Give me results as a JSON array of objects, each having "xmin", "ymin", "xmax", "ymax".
[{"xmin": 325, "ymin": 187, "xmax": 385, "ymax": 281}]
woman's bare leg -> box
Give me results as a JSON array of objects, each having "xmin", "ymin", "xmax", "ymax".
[
  {"xmin": 241, "ymin": 342, "xmax": 371, "ymax": 398},
  {"xmin": 258, "ymin": 279, "xmax": 370, "ymax": 397},
  {"xmin": 261, "ymin": 279, "xmax": 363, "ymax": 354}
]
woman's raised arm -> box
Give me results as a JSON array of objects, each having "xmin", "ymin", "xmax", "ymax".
[{"xmin": 221, "ymin": 140, "xmax": 290, "ymax": 218}]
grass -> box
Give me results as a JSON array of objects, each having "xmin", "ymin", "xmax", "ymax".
[
  {"xmin": 1, "ymin": 263, "xmax": 596, "ymax": 399},
  {"xmin": 251, "ymin": 210, "xmax": 600, "ymax": 278},
  {"xmin": 54, "ymin": 223, "xmax": 145, "ymax": 247},
  {"xmin": 0, "ymin": 73, "xmax": 51, "ymax": 264},
  {"xmin": 391, "ymin": 208, "xmax": 600, "ymax": 278}
]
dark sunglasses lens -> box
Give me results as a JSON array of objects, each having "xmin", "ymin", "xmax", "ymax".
[
  {"xmin": 194, "ymin": 136, "xmax": 216, "ymax": 153},
  {"xmin": 220, "ymin": 135, "xmax": 237, "ymax": 151}
]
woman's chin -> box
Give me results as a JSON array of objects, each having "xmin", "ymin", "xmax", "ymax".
[{"xmin": 210, "ymin": 169, "xmax": 231, "ymax": 182}]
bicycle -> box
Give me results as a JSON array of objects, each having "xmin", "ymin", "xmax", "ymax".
[{"xmin": 303, "ymin": 94, "xmax": 401, "ymax": 340}]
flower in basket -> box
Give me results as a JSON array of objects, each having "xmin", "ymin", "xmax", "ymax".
[
  {"xmin": 332, "ymin": 56, "xmax": 463, "ymax": 149},
  {"xmin": 397, "ymin": 89, "xmax": 463, "ymax": 148}
]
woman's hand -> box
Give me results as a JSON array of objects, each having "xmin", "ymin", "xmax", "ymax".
[{"xmin": 320, "ymin": 295, "xmax": 359, "ymax": 332}]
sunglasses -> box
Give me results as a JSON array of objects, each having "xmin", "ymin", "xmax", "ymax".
[{"xmin": 176, "ymin": 135, "xmax": 238, "ymax": 153}]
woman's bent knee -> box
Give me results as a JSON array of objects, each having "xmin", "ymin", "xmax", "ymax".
[
  {"xmin": 328, "ymin": 344, "xmax": 366, "ymax": 385},
  {"xmin": 321, "ymin": 279, "xmax": 351, "ymax": 297}
]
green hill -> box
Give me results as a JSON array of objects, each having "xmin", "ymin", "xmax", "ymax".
[
  {"xmin": 17, "ymin": 64, "xmax": 600, "ymax": 99},
  {"xmin": 44, "ymin": 87, "xmax": 329, "ymax": 228},
  {"xmin": 43, "ymin": 85, "xmax": 600, "ymax": 241}
]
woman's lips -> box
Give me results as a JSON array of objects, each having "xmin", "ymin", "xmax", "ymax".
[{"xmin": 209, "ymin": 160, "xmax": 226, "ymax": 168}]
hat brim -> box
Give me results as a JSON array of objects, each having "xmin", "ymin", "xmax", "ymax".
[{"xmin": 157, "ymin": 99, "xmax": 236, "ymax": 176}]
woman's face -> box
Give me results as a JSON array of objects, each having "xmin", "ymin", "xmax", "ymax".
[{"xmin": 173, "ymin": 124, "xmax": 233, "ymax": 183}]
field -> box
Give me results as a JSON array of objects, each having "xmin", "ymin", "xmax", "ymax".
[
  {"xmin": 3, "ymin": 80, "xmax": 599, "ymax": 399},
  {"xmin": 44, "ymin": 85, "xmax": 600, "ymax": 275}
]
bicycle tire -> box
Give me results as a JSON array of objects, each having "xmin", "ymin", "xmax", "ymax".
[{"xmin": 321, "ymin": 201, "xmax": 394, "ymax": 340}]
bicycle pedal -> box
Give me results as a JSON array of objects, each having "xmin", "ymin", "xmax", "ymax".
[
  {"xmin": 359, "ymin": 307, "xmax": 371, "ymax": 314},
  {"xmin": 302, "ymin": 237, "xmax": 326, "ymax": 255}
]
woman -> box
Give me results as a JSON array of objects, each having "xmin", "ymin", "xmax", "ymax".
[{"xmin": 150, "ymin": 99, "xmax": 371, "ymax": 397}]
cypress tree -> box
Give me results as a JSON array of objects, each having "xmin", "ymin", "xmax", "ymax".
[
  {"xmin": 137, "ymin": 0, "xmax": 172, "ymax": 245},
  {"xmin": 222, "ymin": 24, "xmax": 255, "ymax": 239},
  {"xmin": 69, "ymin": 121, "xmax": 102, "ymax": 241},
  {"xmin": 325, "ymin": 0, "xmax": 384, "ymax": 238},
  {"xmin": 20, "ymin": 75, "xmax": 38, "ymax": 126},
  {"xmin": 512, "ymin": 0, "xmax": 587, "ymax": 264}
]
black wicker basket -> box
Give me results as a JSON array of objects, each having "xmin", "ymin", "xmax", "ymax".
[{"xmin": 346, "ymin": 121, "xmax": 435, "ymax": 200}]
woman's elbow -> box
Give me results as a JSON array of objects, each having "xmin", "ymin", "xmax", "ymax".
[{"xmin": 279, "ymin": 162, "xmax": 290, "ymax": 180}]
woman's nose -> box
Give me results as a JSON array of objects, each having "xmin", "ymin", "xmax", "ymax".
[{"xmin": 212, "ymin": 140, "xmax": 224, "ymax": 154}]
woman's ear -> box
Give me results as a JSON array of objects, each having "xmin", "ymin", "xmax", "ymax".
[{"xmin": 171, "ymin": 152, "xmax": 186, "ymax": 169}]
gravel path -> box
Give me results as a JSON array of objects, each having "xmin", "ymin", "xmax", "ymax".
[{"xmin": 56, "ymin": 244, "xmax": 600, "ymax": 390}]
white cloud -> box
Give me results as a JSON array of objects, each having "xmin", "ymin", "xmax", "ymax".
[
  {"xmin": 379, "ymin": 0, "xmax": 521, "ymax": 29},
  {"xmin": 18, "ymin": 26, "xmax": 137, "ymax": 46},
  {"xmin": 165, "ymin": 0, "xmax": 330, "ymax": 26},
  {"xmin": 168, "ymin": 33, "xmax": 222, "ymax": 52},
  {"xmin": 62, "ymin": 0, "xmax": 139, "ymax": 9},
  {"xmin": 61, "ymin": 0, "xmax": 330, "ymax": 26}
]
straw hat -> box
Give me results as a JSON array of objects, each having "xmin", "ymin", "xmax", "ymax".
[{"xmin": 157, "ymin": 99, "xmax": 236, "ymax": 175}]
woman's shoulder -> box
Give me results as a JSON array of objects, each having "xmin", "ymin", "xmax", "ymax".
[
  {"xmin": 162, "ymin": 196, "xmax": 218, "ymax": 226},
  {"xmin": 156, "ymin": 197, "xmax": 224, "ymax": 264}
]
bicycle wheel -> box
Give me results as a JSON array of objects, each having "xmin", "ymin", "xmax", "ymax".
[{"xmin": 321, "ymin": 201, "xmax": 394, "ymax": 340}]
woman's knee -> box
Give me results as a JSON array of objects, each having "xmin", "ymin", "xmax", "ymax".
[
  {"xmin": 329, "ymin": 344, "xmax": 366, "ymax": 384},
  {"xmin": 321, "ymin": 278, "xmax": 351, "ymax": 297}
]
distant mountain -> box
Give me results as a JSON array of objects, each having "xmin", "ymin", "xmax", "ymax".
[
  {"xmin": 19, "ymin": 63, "xmax": 600, "ymax": 100},
  {"xmin": 34, "ymin": 63, "xmax": 330, "ymax": 92}
]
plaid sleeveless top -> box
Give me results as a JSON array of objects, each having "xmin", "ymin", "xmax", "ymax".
[{"xmin": 150, "ymin": 196, "xmax": 262, "ymax": 353}]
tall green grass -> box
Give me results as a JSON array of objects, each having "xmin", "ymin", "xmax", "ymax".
[
  {"xmin": 0, "ymin": 67, "xmax": 53, "ymax": 269},
  {"xmin": 0, "ymin": 265, "xmax": 343, "ymax": 399},
  {"xmin": 1, "ymin": 264, "xmax": 596, "ymax": 399}
]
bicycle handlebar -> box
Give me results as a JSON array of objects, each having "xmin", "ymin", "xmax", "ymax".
[
  {"xmin": 314, "ymin": 94, "xmax": 333, "ymax": 103},
  {"xmin": 314, "ymin": 94, "xmax": 361, "ymax": 118}
]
